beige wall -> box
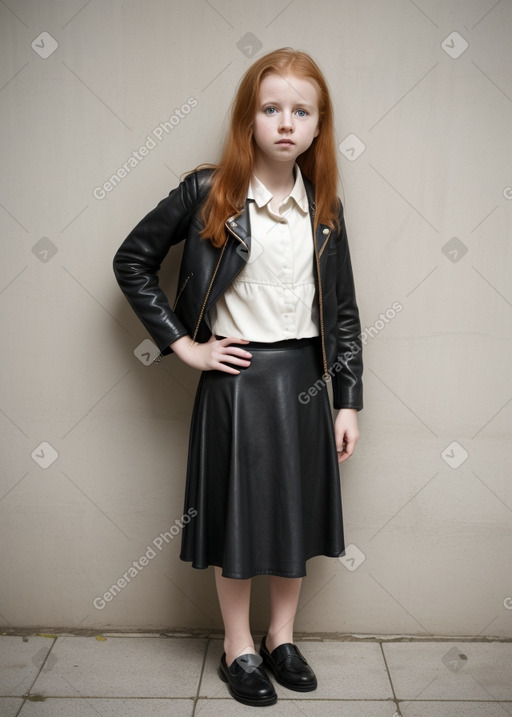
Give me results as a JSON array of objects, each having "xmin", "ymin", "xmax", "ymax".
[{"xmin": 1, "ymin": 0, "xmax": 511, "ymax": 636}]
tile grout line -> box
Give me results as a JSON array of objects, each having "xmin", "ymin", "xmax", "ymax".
[
  {"xmin": 14, "ymin": 635, "xmax": 59, "ymax": 716},
  {"xmin": 2, "ymin": 629, "xmax": 512, "ymax": 642},
  {"xmin": 378, "ymin": 639, "xmax": 402, "ymax": 716},
  {"xmin": 191, "ymin": 637, "xmax": 211, "ymax": 716}
]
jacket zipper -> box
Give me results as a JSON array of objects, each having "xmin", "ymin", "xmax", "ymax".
[
  {"xmin": 191, "ymin": 222, "xmax": 248, "ymax": 341},
  {"xmin": 190, "ymin": 221, "xmax": 249, "ymax": 340},
  {"xmin": 310, "ymin": 208, "xmax": 330, "ymax": 382},
  {"xmin": 191, "ymin": 232, "xmax": 231, "ymax": 341},
  {"xmin": 172, "ymin": 273, "xmax": 192, "ymax": 311},
  {"xmin": 191, "ymin": 220, "xmax": 249, "ymax": 341}
]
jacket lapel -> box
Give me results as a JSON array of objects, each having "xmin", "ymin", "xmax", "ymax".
[
  {"xmin": 303, "ymin": 175, "xmax": 331, "ymax": 258},
  {"xmin": 205, "ymin": 201, "xmax": 252, "ymax": 311}
]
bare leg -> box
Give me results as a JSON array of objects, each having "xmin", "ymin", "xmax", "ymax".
[
  {"xmin": 265, "ymin": 576, "xmax": 303, "ymax": 652},
  {"xmin": 214, "ymin": 566, "xmax": 255, "ymax": 667}
]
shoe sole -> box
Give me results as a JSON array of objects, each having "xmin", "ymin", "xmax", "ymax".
[
  {"xmin": 260, "ymin": 652, "xmax": 318, "ymax": 692},
  {"xmin": 218, "ymin": 666, "xmax": 278, "ymax": 706}
]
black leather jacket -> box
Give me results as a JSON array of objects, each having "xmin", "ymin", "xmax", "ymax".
[{"xmin": 113, "ymin": 168, "xmax": 363, "ymax": 411}]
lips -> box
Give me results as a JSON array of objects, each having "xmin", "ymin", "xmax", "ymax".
[{"xmin": 276, "ymin": 139, "xmax": 295, "ymax": 145}]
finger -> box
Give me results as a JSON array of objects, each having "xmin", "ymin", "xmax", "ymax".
[
  {"xmin": 215, "ymin": 363, "xmax": 242, "ymax": 375},
  {"xmin": 338, "ymin": 445, "xmax": 351, "ymax": 463},
  {"xmin": 341, "ymin": 438, "xmax": 356, "ymax": 460},
  {"xmin": 219, "ymin": 344, "xmax": 252, "ymax": 362},
  {"xmin": 218, "ymin": 354, "xmax": 252, "ymax": 366},
  {"xmin": 225, "ymin": 347, "xmax": 253, "ymax": 359},
  {"xmin": 219, "ymin": 336, "xmax": 251, "ymax": 345},
  {"xmin": 212, "ymin": 352, "xmax": 244, "ymax": 373}
]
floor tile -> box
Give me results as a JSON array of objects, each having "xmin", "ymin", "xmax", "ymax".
[
  {"xmin": 0, "ymin": 697, "xmax": 24, "ymax": 717},
  {"xmin": 400, "ymin": 701, "xmax": 512, "ymax": 716},
  {"xmin": 31, "ymin": 636, "xmax": 207, "ymax": 698},
  {"xmin": 383, "ymin": 642, "xmax": 512, "ymax": 701},
  {"xmin": 195, "ymin": 698, "xmax": 398, "ymax": 716},
  {"xmin": 18, "ymin": 698, "xmax": 194, "ymax": 715},
  {"xmin": 0, "ymin": 636, "xmax": 54, "ymax": 696},
  {"xmin": 2, "ymin": 633, "xmax": 510, "ymax": 716}
]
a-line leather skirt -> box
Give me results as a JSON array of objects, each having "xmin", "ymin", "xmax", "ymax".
[{"xmin": 179, "ymin": 334, "xmax": 346, "ymax": 579}]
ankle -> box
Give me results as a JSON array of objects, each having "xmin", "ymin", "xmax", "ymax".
[
  {"xmin": 265, "ymin": 630, "xmax": 294, "ymax": 653},
  {"xmin": 224, "ymin": 639, "xmax": 256, "ymax": 668}
]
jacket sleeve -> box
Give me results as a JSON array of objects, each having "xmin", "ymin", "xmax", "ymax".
[
  {"xmin": 112, "ymin": 172, "xmax": 202, "ymax": 356},
  {"xmin": 332, "ymin": 202, "xmax": 364, "ymax": 411}
]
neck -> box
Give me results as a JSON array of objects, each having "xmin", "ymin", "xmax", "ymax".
[{"xmin": 252, "ymin": 154, "xmax": 295, "ymax": 196}]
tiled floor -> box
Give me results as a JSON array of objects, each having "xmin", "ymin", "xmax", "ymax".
[{"xmin": 1, "ymin": 632, "xmax": 511, "ymax": 716}]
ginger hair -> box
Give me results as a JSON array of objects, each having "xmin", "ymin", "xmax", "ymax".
[{"xmin": 193, "ymin": 47, "xmax": 340, "ymax": 247}]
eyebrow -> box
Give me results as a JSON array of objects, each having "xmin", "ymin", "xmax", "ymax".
[{"xmin": 260, "ymin": 100, "xmax": 316, "ymax": 109}]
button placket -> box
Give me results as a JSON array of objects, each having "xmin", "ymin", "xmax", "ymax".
[{"xmin": 280, "ymin": 205, "xmax": 295, "ymax": 337}]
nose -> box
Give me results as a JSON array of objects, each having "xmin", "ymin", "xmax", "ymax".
[{"xmin": 278, "ymin": 111, "xmax": 294, "ymax": 132}]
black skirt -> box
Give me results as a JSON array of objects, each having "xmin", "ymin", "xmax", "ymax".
[{"xmin": 179, "ymin": 335, "xmax": 346, "ymax": 579}]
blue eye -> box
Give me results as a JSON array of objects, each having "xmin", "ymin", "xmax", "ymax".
[
  {"xmin": 264, "ymin": 107, "xmax": 277, "ymax": 115},
  {"xmin": 296, "ymin": 109, "xmax": 308, "ymax": 117}
]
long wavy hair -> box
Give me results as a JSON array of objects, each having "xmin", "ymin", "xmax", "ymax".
[{"xmin": 193, "ymin": 48, "xmax": 340, "ymax": 248}]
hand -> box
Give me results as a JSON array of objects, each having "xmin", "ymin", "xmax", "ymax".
[
  {"xmin": 334, "ymin": 408, "xmax": 359, "ymax": 463},
  {"xmin": 171, "ymin": 334, "xmax": 252, "ymax": 374}
]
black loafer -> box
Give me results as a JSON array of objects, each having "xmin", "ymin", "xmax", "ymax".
[
  {"xmin": 218, "ymin": 651, "xmax": 277, "ymax": 706},
  {"xmin": 259, "ymin": 635, "xmax": 318, "ymax": 691}
]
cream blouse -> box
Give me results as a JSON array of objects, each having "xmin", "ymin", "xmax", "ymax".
[{"xmin": 205, "ymin": 164, "xmax": 320, "ymax": 341}]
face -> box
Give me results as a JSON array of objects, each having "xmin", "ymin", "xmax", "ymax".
[{"xmin": 252, "ymin": 72, "xmax": 320, "ymax": 166}]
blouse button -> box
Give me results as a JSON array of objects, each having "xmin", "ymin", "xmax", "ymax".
[{"xmin": 322, "ymin": 228, "xmax": 329, "ymax": 235}]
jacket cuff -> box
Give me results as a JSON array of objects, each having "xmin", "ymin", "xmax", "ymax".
[
  {"xmin": 332, "ymin": 381, "xmax": 363, "ymax": 411},
  {"xmin": 155, "ymin": 323, "xmax": 190, "ymax": 357}
]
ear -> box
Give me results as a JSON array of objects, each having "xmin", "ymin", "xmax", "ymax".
[{"xmin": 314, "ymin": 124, "xmax": 320, "ymax": 138}]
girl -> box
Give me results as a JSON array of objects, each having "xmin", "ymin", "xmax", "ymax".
[{"xmin": 113, "ymin": 47, "xmax": 363, "ymax": 708}]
